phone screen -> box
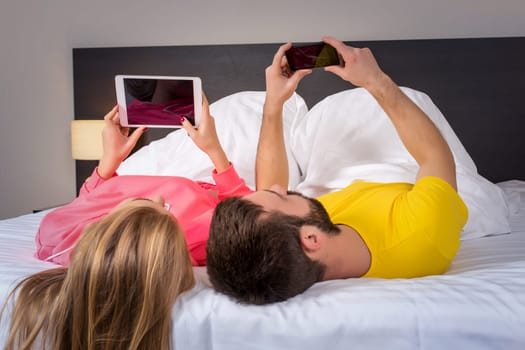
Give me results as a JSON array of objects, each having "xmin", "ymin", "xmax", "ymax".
[
  {"xmin": 123, "ymin": 77, "xmax": 196, "ymax": 126},
  {"xmin": 285, "ymin": 43, "xmax": 340, "ymax": 71}
]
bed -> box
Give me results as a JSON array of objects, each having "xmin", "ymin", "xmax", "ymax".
[{"xmin": 2, "ymin": 37, "xmax": 525, "ymax": 349}]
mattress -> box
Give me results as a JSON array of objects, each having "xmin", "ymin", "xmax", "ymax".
[{"xmin": 1, "ymin": 181, "xmax": 524, "ymax": 349}]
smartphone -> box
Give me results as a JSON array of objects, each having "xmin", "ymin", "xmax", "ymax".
[
  {"xmin": 285, "ymin": 43, "xmax": 340, "ymax": 71},
  {"xmin": 115, "ymin": 75, "xmax": 202, "ymax": 128}
]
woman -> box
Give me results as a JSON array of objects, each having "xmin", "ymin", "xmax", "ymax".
[
  {"xmin": 36, "ymin": 95, "xmax": 253, "ymax": 266},
  {"xmin": 2, "ymin": 203, "xmax": 195, "ymax": 349},
  {"xmin": 2, "ymin": 94, "xmax": 246, "ymax": 348}
]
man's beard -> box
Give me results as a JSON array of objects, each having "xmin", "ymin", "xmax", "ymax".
[{"xmin": 287, "ymin": 191, "xmax": 341, "ymax": 235}]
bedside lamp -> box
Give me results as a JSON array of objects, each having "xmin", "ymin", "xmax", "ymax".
[{"xmin": 71, "ymin": 120, "xmax": 105, "ymax": 160}]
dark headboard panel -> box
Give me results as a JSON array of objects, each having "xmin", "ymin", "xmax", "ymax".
[{"xmin": 73, "ymin": 37, "xmax": 525, "ymax": 192}]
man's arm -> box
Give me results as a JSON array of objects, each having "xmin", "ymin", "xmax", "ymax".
[
  {"xmin": 323, "ymin": 37, "xmax": 457, "ymax": 190},
  {"xmin": 255, "ymin": 43, "xmax": 311, "ymax": 190}
]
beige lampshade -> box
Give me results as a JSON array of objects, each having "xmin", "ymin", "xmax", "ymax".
[{"xmin": 71, "ymin": 120, "xmax": 105, "ymax": 160}]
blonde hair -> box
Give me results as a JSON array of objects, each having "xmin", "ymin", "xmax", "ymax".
[{"xmin": 2, "ymin": 205, "xmax": 195, "ymax": 350}]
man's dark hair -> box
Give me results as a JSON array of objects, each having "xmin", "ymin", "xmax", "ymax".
[{"xmin": 207, "ymin": 197, "xmax": 326, "ymax": 305}]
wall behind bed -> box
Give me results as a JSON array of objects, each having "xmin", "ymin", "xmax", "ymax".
[{"xmin": 1, "ymin": 0, "xmax": 525, "ymax": 219}]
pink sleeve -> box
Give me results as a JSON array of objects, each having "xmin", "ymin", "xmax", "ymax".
[
  {"xmin": 35, "ymin": 202, "xmax": 93, "ymax": 266},
  {"xmin": 79, "ymin": 167, "xmax": 117, "ymax": 196},
  {"xmin": 212, "ymin": 163, "xmax": 253, "ymax": 200},
  {"xmin": 35, "ymin": 167, "xmax": 116, "ymax": 265}
]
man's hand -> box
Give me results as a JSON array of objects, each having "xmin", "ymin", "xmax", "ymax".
[
  {"xmin": 265, "ymin": 42, "xmax": 312, "ymax": 108},
  {"xmin": 323, "ymin": 36, "xmax": 387, "ymax": 92}
]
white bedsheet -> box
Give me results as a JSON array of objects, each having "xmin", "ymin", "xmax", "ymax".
[{"xmin": 1, "ymin": 182, "xmax": 525, "ymax": 349}]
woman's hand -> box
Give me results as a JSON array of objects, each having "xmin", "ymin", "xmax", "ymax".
[
  {"xmin": 97, "ymin": 105, "xmax": 146, "ymax": 179},
  {"xmin": 182, "ymin": 94, "xmax": 230, "ymax": 173}
]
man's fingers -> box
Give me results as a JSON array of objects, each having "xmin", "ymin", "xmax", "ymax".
[
  {"xmin": 291, "ymin": 68, "xmax": 312, "ymax": 85},
  {"xmin": 272, "ymin": 42, "xmax": 292, "ymax": 66},
  {"xmin": 323, "ymin": 36, "xmax": 345, "ymax": 51}
]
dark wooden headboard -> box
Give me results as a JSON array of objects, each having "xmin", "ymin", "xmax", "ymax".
[{"xmin": 73, "ymin": 37, "xmax": 525, "ymax": 192}]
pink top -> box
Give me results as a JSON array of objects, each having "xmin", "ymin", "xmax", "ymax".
[{"xmin": 35, "ymin": 164, "xmax": 252, "ymax": 266}]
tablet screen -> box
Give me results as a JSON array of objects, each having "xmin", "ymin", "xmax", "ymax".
[{"xmin": 116, "ymin": 76, "xmax": 201, "ymax": 127}]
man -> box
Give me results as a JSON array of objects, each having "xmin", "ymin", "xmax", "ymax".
[{"xmin": 206, "ymin": 37, "xmax": 468, "ymax": 305}]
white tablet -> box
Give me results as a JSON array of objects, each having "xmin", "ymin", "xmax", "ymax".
[{"xmin": 115, "ymin": 75, "xmax": 202, "ymax": 128}]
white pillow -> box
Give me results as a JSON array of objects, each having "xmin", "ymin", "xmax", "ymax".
[
  {"xmin": 118, "ymin": 91, "xmax": 308, "ymax": 190},
  {"xmin": 290, "ymin": 87, "xmax": 510, "ymax": 240}
]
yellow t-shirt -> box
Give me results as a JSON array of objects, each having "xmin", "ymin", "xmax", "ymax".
[{"xmin": 317, "ymin": 176, "xmax": 468, "ymax": 278}]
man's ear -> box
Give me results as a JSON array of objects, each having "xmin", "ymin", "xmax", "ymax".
[{"xmin": 299, "ymin": 225, "xmax": 324, "ymax": 255}]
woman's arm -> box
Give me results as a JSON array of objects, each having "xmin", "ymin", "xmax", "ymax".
[{"xmin": 182, "ymin": 94, "xmax": 230, "ymax": 173}]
